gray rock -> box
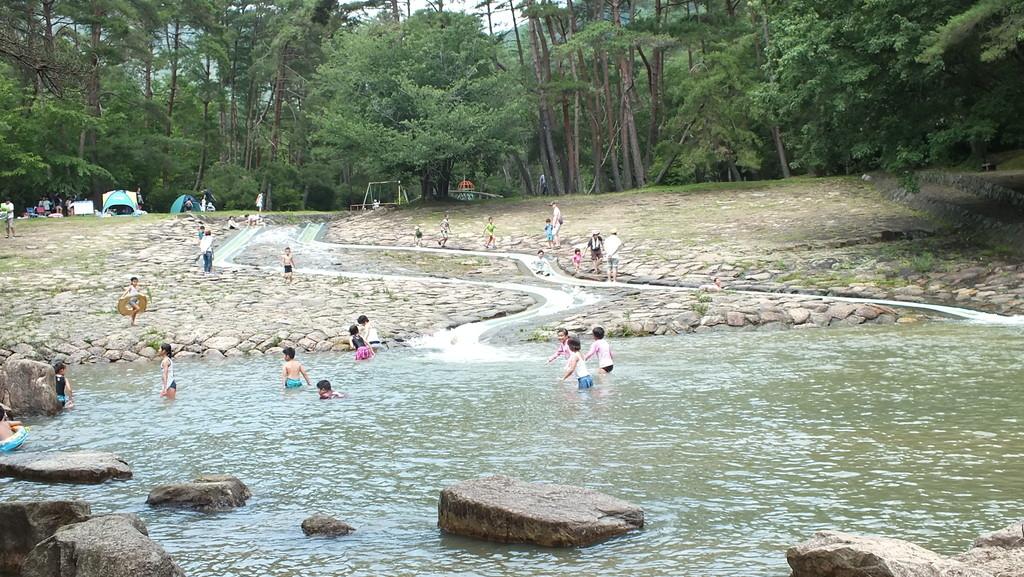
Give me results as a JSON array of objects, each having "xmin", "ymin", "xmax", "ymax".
[
  {"xmin": 147, "ymin": 474, "xmax": 251, "ymax": 511},
  {"xmin": 301, "ymin": 514, "xmax": 356, "ymax": 537},
  {"xmin": 0, "ymin": 359, "xmax": 63, "ymax": 416},
  {"xmin": 787, "ymin": 531, "xmax": 990, "ymax": 577},
  {"xmin": 957, "ymin": 546, "xmax": 1024, "ymax": 577},
  {"xmin": 0, "ymin": 501, "xmax": 91, "ymax": 575},
  {"xmin": 438, "ymin": 475, "xmax": 644, "ymax": 547},
  {"xmin": 788, "ymin": 307, "xmax": 811, "ymax": 324},
  {"xmin": 971, "ymin": 521, "xmax": 1024, "ymax": 549},
  {"xmin": 726, "ymin": 311, "xmax": 746, "ymax": 327},
  {"xmin": 0, "ymin": 452, "xmax": 132, "ymax": 484},
  {"xmin": 20, "ymin": 515, "xmax": 185, "ymax": 577}
]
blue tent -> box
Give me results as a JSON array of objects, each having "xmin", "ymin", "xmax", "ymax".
[
  {"xmin": 170, "ymin": 194, "xmax": 200, "ymax": 214},
  {"xmin": 101, "ymin": 190, "xmax": 139, "ymax": 214}
]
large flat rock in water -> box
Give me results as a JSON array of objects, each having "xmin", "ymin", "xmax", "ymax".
[
  {"xmin": 0, "ymin": 452, "xmax": 132, "ymax": 484},
  {"xmin": 147, "ymin": 475, "xmax": 251, "ymax": 511},
  {"xmin": 438, "ymin": 475, "xmax": 644, "ymax": 547}
]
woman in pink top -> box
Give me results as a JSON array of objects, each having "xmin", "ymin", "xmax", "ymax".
[{"xmin": 584, "ymin": 326, "xmax": 614, "ymax": 373}]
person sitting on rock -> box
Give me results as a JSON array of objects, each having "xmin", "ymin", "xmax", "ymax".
[
  {"xmin": 0, "ymin": 405, "xmax": 24, "ymax": 442},
  {"xmin": 699, "ymin": 277, "xmax": 724, "ymax": 292},
  {"xmin": 316, "ymin": 380, "xmax": 347, "ymax": 400}
]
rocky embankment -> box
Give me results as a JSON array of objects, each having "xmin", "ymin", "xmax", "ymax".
[
  {"xmin": 546, "ymin": 288, "xmax": 907, "ymax": 339},
  {"xmin": 0, "ymin": 215, "xmax": 534, "ymax": 367},
  {"xmin": 324, "ymin": 180, "xmax": 1024, "ymax": 317}
]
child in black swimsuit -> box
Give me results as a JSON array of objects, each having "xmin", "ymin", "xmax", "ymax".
[{"xmin": 53, "ymin": 361, "xmax": 74, "ymax": 408}]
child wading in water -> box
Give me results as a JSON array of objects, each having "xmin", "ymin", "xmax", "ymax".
[
  {"xmin": 281, "ymin": 347, "xmax": 312, "ymax": 389},
  {"xmin": 349, "ymin": 325, "xmax": 375, "ymax": 360},
  {"xmin": 585, "ymin": 326, "xmax": 614, "ymax": 374},
  {"xmin": 572, "ymin": 248, "xmax": 583, "ymax": 275},
  {"xmin": 53, "ymin": 361, "xmax": 74, "ymax": 408},
  {"xmin": 483, "ymin": 217, "xmax": 496, "ymax": 249},
  {"xmin": 317, "ymin": 380, "xmax": 347, "ymax": 400},
  {"xmin": 282, "ymin": 247, "xmax": 295, "ymax": 283},
  {"xmin": 561, "ymin": 337, "xmax": 593, "ymax": 389},
  {"xmin": 159, "ymin": 343, "xmax": 177, "ymax": 400},
  {"xmin": 120, "ymin": 277, "xmax": 143, "ymax": 326},
  {"xmin": 357, "ymin": 315, "xmax": 383, "ymax": 350},
  {"xmin": 544, "ymin": 218, "xmax": 554, "ymax": 248}
]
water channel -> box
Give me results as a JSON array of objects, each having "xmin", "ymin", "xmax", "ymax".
[{"xmin": 3, "ymin": 227, "xmax": 1023, "ymax": 576}]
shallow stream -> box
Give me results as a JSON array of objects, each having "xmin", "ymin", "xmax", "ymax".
[{"xmin": 4, "ymin": 323, "xmax": 1023, "ymax": 576}]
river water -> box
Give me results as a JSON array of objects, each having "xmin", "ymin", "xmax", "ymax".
[{"xmin": 4, "ymin": 321, "xmax": 1023, "ymax": 576}]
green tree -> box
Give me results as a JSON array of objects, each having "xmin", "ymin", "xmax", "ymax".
[{"xmin": 314, "ymin": 11, "xmax": 528, "ymax": 198}]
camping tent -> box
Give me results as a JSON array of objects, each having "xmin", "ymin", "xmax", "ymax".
[
  {"xmin": 101, "ymin": 190, "xmax": 140, "ymax": 215},
  {"xmin": 170, "ymin": 194, "xmax": 200, "ymax": 214}
]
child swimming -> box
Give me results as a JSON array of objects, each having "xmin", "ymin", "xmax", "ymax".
[
  {"xmin": 357, "ymin": 315, "xmax": 383, "ymax": 350},
  {"xmin": 281, "ymin": 347, "xmax": 312, "ymax": 388},
  {"xmin": 316, "ymin": 380, "xmax": 348, "ymax": 400},
  {"xmin": 159, "ymin": 343, "xmax": 177, "ymax": 400},
  {"xmin": 53, "ymin": 361, "xmax": 74, "ymax": 408},
  {"xmin": 585, "ymin": 326, "xmax": 614, "ymax": 374},
  {"xmin": 349, "ymin": 325, "xmax": 375, "ymax": 360},
  {"xmin": 561, "ymin": 337, "xmax": 593, "ymax": 389}
]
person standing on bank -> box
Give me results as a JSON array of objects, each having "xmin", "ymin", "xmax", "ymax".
[
  {"xmin": 604, "ymin": 230, "xmax": 623, "ymax": 282},
  {"xmin": 199, "ymin": 229, "xmax": 215, "ymax": 274},
  {"xmin": 256, "ymin": 191, "xmax": 264, "ymax": 213},
  {"xmin": 550, "ymin": 202, "xmax": 563, "ymax": 247},
  {"xmin": 539, "ymin": 173, "xmax": 548, "ymax": 195}
]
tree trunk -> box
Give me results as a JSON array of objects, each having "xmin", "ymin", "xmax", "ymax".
[
  {"xmin": 194, "ymin": 55, "xmax": 212, "ymax": 190},
  {"xmin": 270, "ymin": 44, "xmax": 288, "ymax": 161},
  {"xmin": 600, "ymin": 52, "xmax": 622, "ymax": 192},
  {"xmin": 526, "ymin": 4, "xmax": 562, "ymax": 195},
  {"xmin": 509, "ymin": 0, "xmax": 525, "ymax": 66},
  {"xmin": 165, "ymin": 19, "xmax": 181, "ymax": 137},
  {"xmin": 512, "ymin": 152, "xmax": 535, "ymax": 195}
]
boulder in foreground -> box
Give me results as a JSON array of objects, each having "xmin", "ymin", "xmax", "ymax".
[
  {"xmin": 787, "ymin": 531, "xmax": 992, "ymax": 577},
  {"xmin": 0, "ymin": 360, "xmax": 63, "ymax": 416},
  {"xmin": 301, "ymin": 514, "xmax": 356, "ymax": 537},
  {"xmin": 0, "ymin": 452, "xmax": 132, "ymax": 483},
  {"xmin": 438, "ymin": 475, "xmax": 643, "ymax": 547},
  {"xmin": 21, "ymin": 515, "xmax": 185, "ymax": 577},
  {"xmin": 146, "ymin": 474, "xmax": 251, "ymax": 511},
  {"xmin": 956, "ymin": 520, "xmax": 1024, "ymax": 577},
  {"xmin": 0, "ymin": 501, "xmax": 92, "ymax": 575}
]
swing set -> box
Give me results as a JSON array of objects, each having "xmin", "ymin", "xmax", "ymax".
[{"xmin": 350, "ymin": 181, "xmax": 411, "ymax": 211}]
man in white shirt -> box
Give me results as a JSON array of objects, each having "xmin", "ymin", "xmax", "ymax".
[
  {"xmin": 199, "ymin": 229, "xmax": 215, "ymax": 273},
  {"xmin": 604, "ymin": 230, "xmax": 623, "ymax": 282}
]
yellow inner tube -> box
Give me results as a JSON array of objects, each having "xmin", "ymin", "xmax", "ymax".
[{"xmin": 117, "ymin": 294, "xmax": 148, "ymax": 316}]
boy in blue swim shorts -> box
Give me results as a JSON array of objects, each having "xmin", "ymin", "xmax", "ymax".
[{"xmin": 281, "ymin": 347, "xmax": 311, "ymax": 389}]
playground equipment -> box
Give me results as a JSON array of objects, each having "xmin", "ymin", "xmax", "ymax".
[
  {"xmin": 448, "ymin": 179, "xmax": 502, "ymax": 201},
  {"xmin": 351, "ymin": 181, "xmax": 411, "ymax": 211}
]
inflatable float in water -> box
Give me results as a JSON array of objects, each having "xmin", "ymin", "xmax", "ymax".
[{"xmin": 0, "ymin": 426, "xmax": 27, "ymax": 452}]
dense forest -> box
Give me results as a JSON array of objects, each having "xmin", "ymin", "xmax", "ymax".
[{"xmin": 0, "ymin": 0, "xmax": 1022, "ymax": 211}]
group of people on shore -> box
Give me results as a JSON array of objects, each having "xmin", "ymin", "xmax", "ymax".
[{"xmin": 418, "ymin": 203, "xmax": 624, "ymax": 282}]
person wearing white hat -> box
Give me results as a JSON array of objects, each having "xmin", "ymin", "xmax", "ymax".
[{"xmin": 604, "ymin": 230, "xmax": 622, "ymax": 282}]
